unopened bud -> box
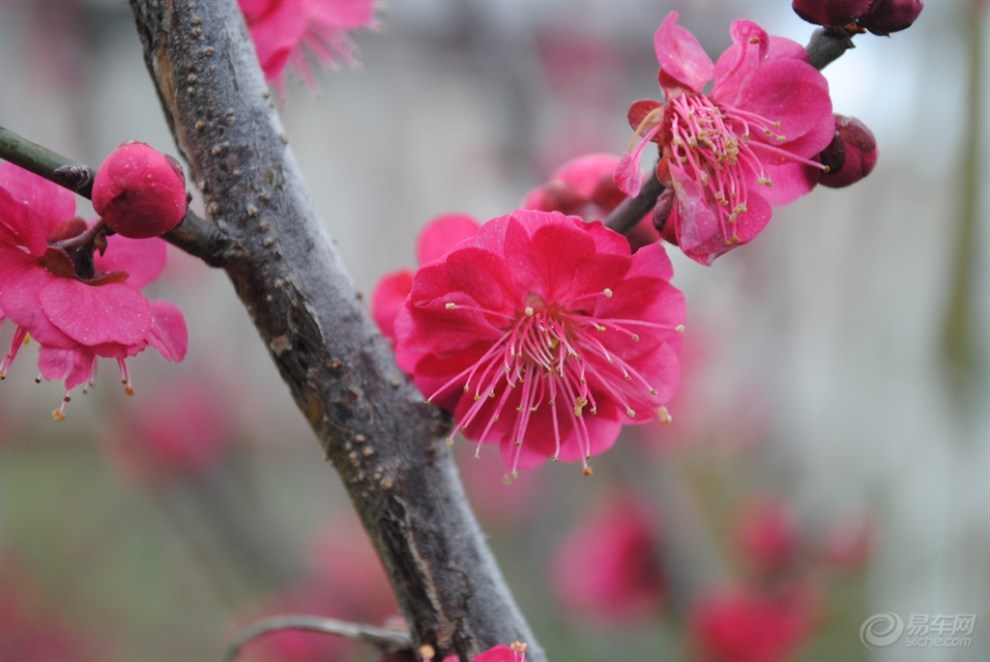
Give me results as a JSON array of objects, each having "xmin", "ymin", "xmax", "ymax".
[
  {"xmin": 819, "ymin": 115, "xmax": 878, "ymax": 188},
  {"xmin": 792, "ymin": 0, "xmax": 874, "ymax": 26},
  {"xmin": 92, "ymin": 141, "xmax": 187, "ymax": 238},
  {"xmin": 860, "ymin": 0, "xmax": 924, "ymax": 35}
]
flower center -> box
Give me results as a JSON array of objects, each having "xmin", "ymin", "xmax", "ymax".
[
  {"xmin": 666, "ymin": 94, "xmax": 824, "ymax": 246},
  {"xmin": 428, "ymin": 291, "xmax": 681, "ymax": 477}
]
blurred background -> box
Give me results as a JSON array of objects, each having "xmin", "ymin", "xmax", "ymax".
[{"xmin": 1, "ymin": 0, "xmax": 987, "ymax": 660}]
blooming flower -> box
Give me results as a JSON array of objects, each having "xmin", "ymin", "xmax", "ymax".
[
  {"xmin": 239, "ymin": 0, "xmax": 374, "ymax": 92},
  {"xmin": 552, "ymin": 493, "xmax": 665, "ymax": 622},
  {"xmin": 616, "ymin": 12, "xmax": 834, "ymax": 265},
  {"xmin": 389, "ymin": 209, "xmax": 684, "ymax": 476},
  {"xmin": 0, "ymin": 163, "xmax": 187, "ymax": 419}
]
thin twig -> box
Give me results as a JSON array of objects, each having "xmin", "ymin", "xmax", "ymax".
[
  {"xmin": 604, "ymin": 164, "xmax": 664, "ymax": 235},
  {"xmin": 223, "ymin": 614, "xmax": 412, "ymax": 662},
  {"xmin": 806, "ymin": 27, "xmax": 857, "ymax": 70},
  {"xmin": 0, "ymin": 124, "xmax": 228, "ymax": 266}
]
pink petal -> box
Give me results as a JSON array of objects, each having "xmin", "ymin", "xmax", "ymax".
[
  {"xmin": 0, "ymin": 262, "xmax": 75, "ymax": 347},
  {"xmin": 39, "ymin": 279, "xmax": 152, "ymax": 346},
  {"xmin": 736, "ymin": 59, "xmax": 833, "ymax": 152},
  {"xmin": 0, "ymin": 162, "xmax": 75, "ymax": 237},
  {"xmin": 415, "ymin": 213, "xmax": 480, "ymax": 265},
  {"xmin": 654, "ymin": 12, "xmax": 714, "ymax": 95},
  {"xmin": 305, "ymin": 0, "xmax": 374, "ymax": 28},
  {"xmin": 93, "ymin": 235, "xmax": 167, "ymax": 289},
  {"xmin": 371, "ymin": 270, "xmax": 413, "ymax": 342},
  {"xmin": 37, "ymin": 345, "xmax": 95, "ymax": 391},
  {"xmin": 146, "ymin": 300, "xmax": 188, "ymax": 362},
  {"xmin": 614, "ymin": 153, "xmax": 643, "ymax": 198},
  {"xmin": 246, "ymin": 1, "xmax": 308, "ymax": 81},
  {"xmin": 0, "ymin": 187, "xmax": 50, "ymax": 257},
  {"xmin": 549, "ymin": 153, "xmax": 621, "ymax": 199}
]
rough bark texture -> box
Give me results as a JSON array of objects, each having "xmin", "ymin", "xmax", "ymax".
[{"xmin": 127, "ymin": 1, "xmax": 541, "ymax": 659}]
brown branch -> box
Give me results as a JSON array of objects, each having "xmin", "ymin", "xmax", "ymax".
[{"xmin": 126, "ymin": 1, "xmax": 541, "ymax": 660}]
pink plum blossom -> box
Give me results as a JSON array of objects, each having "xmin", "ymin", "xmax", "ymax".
[
  {"xmin": 0, "ymin": 163, "xmax": 187, "ymax": 420},
  {"xmin": 390, "ymin": 209, "xmax": 685, "ymax": 476},
  {"xmin": 616, "ymin": 12, "xmax": 834, "ymax": 265},
  {"xmin": 239, "ymin": 0, "xmax": 374, "ymax": 93},
  {"xmin": 552, "ymin": 493, "xmax": 665, "ymax": 623}
]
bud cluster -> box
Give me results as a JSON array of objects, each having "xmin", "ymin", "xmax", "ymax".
[{"xmin": 792, "ymin": 0, "xmax": 924, "ymax": 35}]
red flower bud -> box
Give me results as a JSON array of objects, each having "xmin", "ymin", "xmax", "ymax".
[
  {"xmin": 791, "ymin": 0, "xmax": 875, "ymax": 26},
  {"xmin": 819, "ymin": 115, "xmax": 878, "ymax": 188},
  {"xmin": 860, "ymin": 0, "xmax": 924, "ymax": 35},
  {"xmin": 92, "ymin": 141, "xmax": 187, "ymax": 239}
]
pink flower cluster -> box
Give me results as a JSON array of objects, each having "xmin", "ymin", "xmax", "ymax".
[
  {"xmin": 0, "ymin": 162, "xmax": 187, "ymax": 419},
  {"xmin": 374, "ymin": 209, "xmax": 685, "ymax": 477},
  {"xmin": 617, "ymin": 12, "xmax": 834, "ymax": 264}
]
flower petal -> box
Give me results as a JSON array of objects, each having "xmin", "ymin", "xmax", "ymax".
[
  {"xmin": 371, "ymin": 269, "xmax": 414, "ymax": 342},
  {"xmin": 654, "ymin": 12, "xmax": 714, "ymax": 95},
  {"xmin": 39, "ymin": 279, "xmax": 152, "ymax": 346},
  {"xmin": 146, "ymin": 299, "xmax": 188, "ymax": 362},
  {"xmin": 93, "ymin": 235, "xmax": 167, "ymax": 289},
  {"xmin": 415, "ymin": 213, "xmax": 480, "ymax": 266},
  {"xmin": 0, "ymin": 162, "xmax": 75, "ymax": 238}
]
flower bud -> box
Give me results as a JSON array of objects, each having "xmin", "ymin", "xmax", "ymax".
[
  {"xmin": 819, "ymin": 115, "xmax": 878, "ymax": 188},
  {"xmin": 860, "ymin": 0, "xmax": 923, "ymax": 35},
  {"xmin": 791, "ymin": 0, "xmax": 875, "ymax": 27},
  {"xmin": 92, "ymin": 141, "xmax": 187, "ymax": 239}
]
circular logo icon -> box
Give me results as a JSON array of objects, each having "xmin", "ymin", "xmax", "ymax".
[{"xmin": 860, "ymin": 612, "xmax": 904, "ymax": 649}]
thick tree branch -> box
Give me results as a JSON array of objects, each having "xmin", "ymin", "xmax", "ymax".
[{"xmin": 127, "ymin": 1, "xmax": 541, "ymax": 659}]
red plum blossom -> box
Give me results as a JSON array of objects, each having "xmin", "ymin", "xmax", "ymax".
[
  {"xmin": 387, "ymin": 209, "xmax": 685, "ymax": 476},
  {"xmin": 0, "ymin": 163, "xmax": 187, "ymax": 419},
  {"xmin": 616, "ymin": 12, "xmax": 834, "ymax": 265}
]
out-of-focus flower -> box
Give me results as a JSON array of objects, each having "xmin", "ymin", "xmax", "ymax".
[
  {"xmin": 441, "ymin": 641, "xmax": 528, "ymax": 662},
  {"xmin": 523, "ymin": 153, "xmax": 658, "ymax": 251},
  {"xmin": 0, "ymin": 163, "xmax": 187, "ymax": 420},
  {"xmin": 103, "ymin": 376, "xmax": 234, "ymax": 483},
  {"xmin": 552, "ymin": 493, "xmax": 665, "ymax": 623},
  {"xmin": 239, "ymin": 0, "xmax": 374, "ymax": 92},
  {"xmin": 92, "ymin": 141, "xmax": 187, "ymax": 239},
  {"xmin": 817, "ymin": 115, "xmax": 879, "ymax": 188},
  {"xmin": 689, "ymin": 585, "xmax": 816, "ymax": 662},
  {"xmin": 616, "ymin": 12, "xmax": 834, "ymax": 265},
  {"xmin": 389, "ymin": 209, "xmax": 684, "ymax": 476},
  {"xmin": 0, "ymin": 554, "xmax": 101, "ymax": 662},
  {"xmin": 860, "ymin": 0, "xmax": 924, "ymax": 34},
  {"xmin": 820, "ymin": 516, "xmax": 874, "ymax": 572},
  {"xmin": 737, "ymin": 496, "xmax": 800, "ymax": 578}
]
